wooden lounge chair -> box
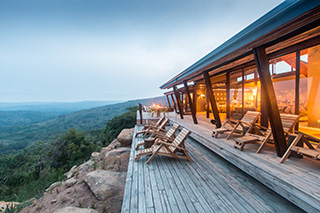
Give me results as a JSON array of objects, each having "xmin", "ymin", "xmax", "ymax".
[
  {"xmin": 212, "ymin": 111, "xmax": 261, "ymax": 139},
  {"xmin": 135, "ymin": 128, "xmax": 192, "ymax": 164},
  {"xmin": 280, "ymin": 131, "xmax": 320, "ymax": 163},
  {"xmin": 135, "ymin": 117, "xmax": 168, "ymax": 138},
  {"xmin": 135, "ymin": 123, "xmax": 180, "ymax": 150},
  {"xmin": 234, "ymin": 114, "xmax": 300, "ymax": 152}
]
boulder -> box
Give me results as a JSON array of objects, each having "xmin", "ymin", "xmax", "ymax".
[
  {"xmin": 117, "ymin": 128, "xmax": 134, "ymax": 147},
  {"xmin": 104, "ymin": 147, "xmax": 131, "ymax": 172},
  {"xmin": 65, "ymin": 165, "xmax": 78, "ymax": 179},
  {"xmin": 64, "ymin": 178, "xmax": 77, "ymax": 188},
  {"xmin": 98, "ymin": 139, "xmax": 120, "ymax": 160},
  {"xmin": 46, "ymin": 181, "xmax": 62, "ymax": 192},
  {"xmin": 77, "ymin": 159, "xmax": 94, "ymax": 175},
  {"xmin": 91, "ymin": 152, "xmax": 100, "ymax": 159},
  {"xmin": 85, "ymin": 170, "xmax": 126, "ymax": 201},
  {"xmin": 53, "ymin": 207, "xmax": 98, "ymax": 213}
]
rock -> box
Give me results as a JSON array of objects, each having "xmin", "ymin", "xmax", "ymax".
[
  {"xmin": 104, "ymin": 147, "xmax": 131, "ymax": 172},
  {"xmin": 53, "ymin": 206, "xmax": 98, "ymax": 213},
  {"xmin": 46, "ymin": 181, "xmax": 62, "ymax": 192},
  {"xmin": 117, "ymin": 128, "xmax": 134, "ymax": 147},
  {"xmin": 98, "ymin": 139, "xmax": 121, "ymax": 160},
  {"xmin": 64, "ymin": 178, "xmax": 77, "ymax": 188},
  {"xmin": 0, "ymin": 201, "xmax": 20, "ymax": 211},
  {"xmin": 65, "ymin": 165, "xmax": 78, "ymax": 179},
  {"xmin": 91, "ymin": 152, "xmax": 100, "ymax": 159},
  {"xmin": 78, "ymin": 159, "xmax": 94, "ymax": 175},
  {"xmin": 85, "ymin": 170, "xmax": 126, "ymax": 201},
  {"xmin": 51, "ymin": 199, "xmax": 57, "ymax": 204}
]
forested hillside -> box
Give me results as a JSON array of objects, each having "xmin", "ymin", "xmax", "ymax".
[{"xmin": 0, "ymin": 96, "xmax": 166, "ymax": 153}]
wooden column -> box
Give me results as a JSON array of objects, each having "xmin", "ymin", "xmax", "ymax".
[
  {"xmin": 226, "ymin": 72, "xmax": 230, "ymax": 119},
  {"xmin": 166, "ymin": 95, "xmax": 172, "ymax": 110},
  {"xmin": 206, "ymin": 90, "xmax": 209, "ymax": 118},
  {"xmin": 173, "ymin": 86, "xmax": 184, "ymax": 119},
  {"xmin": 171, "ymin": 94, "xmax": 177, "ymax": 113},
  {"xmin": 295, "ymin": 51, "xmax": 300, "ymax": 130},
  {"xmin": 184, "ymin": 81, "xmax": 198, "ymax": 124},
  {"xmin": 139, "ymin": 103, "xmax": 143, "ymax": 124},
  {"xmin": 253, "ymin": 46, "xmax": 287, "ymax": 157},
  {"xmin": 203, "ymin": 71, "xmax": 221, "ymax": 128},
  {"xmin": 241, "ymin": 69, "xmax": 245, "ymax": 116}
]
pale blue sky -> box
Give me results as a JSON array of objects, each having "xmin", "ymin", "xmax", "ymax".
[{"xmin": 0, "ymin": 0, "xmax": 283, "ymax": 102}]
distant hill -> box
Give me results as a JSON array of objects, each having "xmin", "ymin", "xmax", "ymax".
[
  {"xmin": 0, "ymin": 96, "xmax": 166, "ymax": 153},
  {"xmin": 0, "ymin": 100, "xmax": 122, "ymax": 113},
  {"xmin": 0, "ymin": 111, "xmax": 61, "ymax": 128}
]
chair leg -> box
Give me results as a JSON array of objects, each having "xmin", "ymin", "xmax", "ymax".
[
  {"xmin": 280, "ymin": 133, "xmax": 303, "ymax": 163},
  {"xmin": 146, "ymin": 146, "xmax": 161, "ymax": 164},
  {"xmin": 256, "ymin": 133, "xmax": 272, "ymax": 153}
]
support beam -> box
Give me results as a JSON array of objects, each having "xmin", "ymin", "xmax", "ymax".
[
  {"xmin": 139, "ymin": 103, "xmax": 143, "ymax": 125},
  {"xmin": 253, "ymin": 46, "xmax": 287, "ymax": 157},
  {"xmin": 184, "ymin": 81, "xmax": 198, "ymax": 124},
  {"xmin": 295, "ymin": 51, "xmax": 300, "ymax": 130},
  {"xmin": 242, "ymin": 69, "xmax": 245, "ymax": 116},
  {"xmin": 173, "ymin": 86, "xmax": 184, "ymax": 119},
  {"xmin": 203, "ymin": 71, "xmax": 221, "ymax": 128},
  {"xmin": 166, "ymin": 95, "xmax": 172, "ymax": 111},
  {"xmin": 226, "ymin": 72, "xmax": 230, "ymax": 119},
  {"xmin": 171, "ymin": 94, "xmax": 177, "ymax": 113},
  {"xmin": 206, "ymin": 90, "xmax": 209, "ymax": 118}
]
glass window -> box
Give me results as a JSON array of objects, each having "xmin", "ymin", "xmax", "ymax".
[{"xmin": 299, "ymin": 44, "xmax": 320, "ymax": 138}]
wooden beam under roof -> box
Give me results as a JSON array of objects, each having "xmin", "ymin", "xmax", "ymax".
[
  {"xmin": 184, "ymin": 81, "xmax": 198, "ymax": 124},
  {"xmin": 173, "ymin": 86, "xmax": 184, "ymax": 119},
  {"xmin": 253, "ymin": 46, "xmax": 287, "ymax": 157}
]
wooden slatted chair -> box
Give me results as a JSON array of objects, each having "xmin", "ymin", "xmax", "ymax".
[
  {"xmin": 280, "ymin": 131, "xmax": 320, "ymax": 163},
  {"xmin": 135, "ymin": 123, "xmax": 180, "ymax": 150},
  {"xmin": 212, "ymin": 111, "xmax": 261, "ymax": 139},
  {"xmin": 135, "ymin": 128, "xmax": 192, "ymax": 164},
  {"xmin": 135, "ymin": 117, "xmax": 168, "ymax": 138},
  {"xmin": 234, "ymin": 114, "xmax": 300, "ymax": 152}
]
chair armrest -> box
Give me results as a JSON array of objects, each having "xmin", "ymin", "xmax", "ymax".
[{"xmin": 158, "ymin": 142, "xmax": 188, "ymax": 151}]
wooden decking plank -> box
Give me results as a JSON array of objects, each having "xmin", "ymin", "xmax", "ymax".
[
  {"xmin": 153, "ymin": 157, "xmax": 171, "ymax": 212},
  {"xmin": 144, "ymin": 154, "xmax": 154, "ymax": 209},
  {"xmin": 165, "ymin": 157, "xmax": 202, "ymax": 212},
  {"xmin": 148, "ymin": 156, "xmax": 164, "ymax": 213},
  {"xmin": 171, "ymin": 159, "xmax": 215, "ymax": 213},
  {"xmin": 187, "ymin": 140, "xmax": 299, "ymax": 212},
  {"xmin": 187, "ymin": 143, "xmax": 271, "ymax": 212},
  {"xmin": 154, "ymin": 157, "xmax": 181, "ymax": 213},
  {"xmin": 138, "ymin": 155, "xmax": 146, "ymax": 213},
  {"xmin": 161, "ymin": 158, "xmax": 190, "ymax": 213}
]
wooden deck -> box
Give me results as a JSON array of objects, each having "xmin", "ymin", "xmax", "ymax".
[
  {"xmin": 122, "ymin": 125, "xmax": 304, "ymax": 212},
  {"xmin": 166, "ymin": 112, "xmax": 320, "ymax": 212}
]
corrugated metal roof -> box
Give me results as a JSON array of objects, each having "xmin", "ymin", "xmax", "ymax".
[{"xmin": 160, "ymin": 0, "xmax": 320, "ymax": 89}]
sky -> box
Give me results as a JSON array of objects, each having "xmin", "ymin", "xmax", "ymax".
[{"xmin": 0, "ymin": 0, "xmax": 283, "ymax": 102}]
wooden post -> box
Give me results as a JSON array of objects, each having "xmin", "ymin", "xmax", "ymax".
[
  {"xmin": 173, "ymin": 86, "xmax": 184, "ymax": 119},
  {"xmin": 139, "ymin": 103, "xmax": 143, "ymax": 125},
  {"xmin": 184, "ymin": 81, "xmax": 198, "ymax": 124},
  {"xmin": 295, "ymin": 51, "xmax": 300, "ymax": 130},
  {"xmin": 226, "ymin": 72, "xmax": 230, "ymax": 119},
  {"xmin": 166, "ymin": 95, "xmax": 172, "ymax": 110},
  {"xmin": 171, "ymin": 94, "xmax": 177, "ymax": 113},
  {"xmin": 253, "ymin": 46, "xmax": 287, "ymax": 157},
  {"xmin": 206, "ymin": 90, "xmax": 209, "ymax": 118},
  {"xmin": 203, "ymin": 71, "xmax": 221, "ymax": 128},
  {"xmin": 241, "ymin": 69, "xmax": 245, "ymax": 116}
]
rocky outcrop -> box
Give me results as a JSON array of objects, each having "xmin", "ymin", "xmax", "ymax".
[
  {"xmin": 20, "ymin": 128, "xmax": 133, "ymax": 213},
  {"xmin": 117, "ymin": 129, "xmax": 134, "ymax": 147},
  {"xmin": 85, "ymin": 170, "xmax": 126, "ymax": 201},
  {"xmin": 53, "ymin": 206, "xmax": 98, "ymax": 213}
]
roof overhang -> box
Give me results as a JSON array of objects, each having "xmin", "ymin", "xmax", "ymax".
[{"xmin": 160, "ymin": 0, "xmax": 320, "ymax": 90}]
